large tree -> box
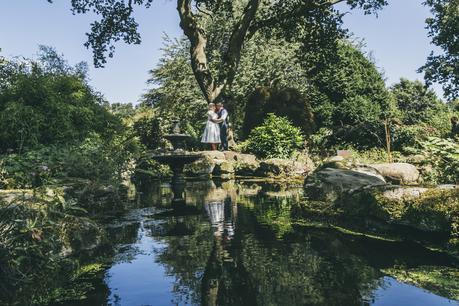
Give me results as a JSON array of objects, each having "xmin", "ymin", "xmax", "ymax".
[
  {"xmin": 50, "ymin": 0, "xmax": 387, "ymax": 104},
  {"xmin": 420, "ymin": 0, "xmax": 459, "ymax": 100}
]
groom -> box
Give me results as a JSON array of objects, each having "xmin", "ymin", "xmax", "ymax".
[{"xmin": 215, "ymin": 102, "xmax": 229, "ymax": 151}]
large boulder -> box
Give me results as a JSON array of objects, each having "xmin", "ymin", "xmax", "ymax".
[
  {"xmin": 258, "ymin": 158, "xmax": 312, "ymax": 177},
  {"xmin": 344, "ymin": 185, "xmax": 459, "ymax": 233},
  {"xmin": 304, "ymin": 167, "xmax": 386, "ymax": 202},
  {"xmin": 369, "ymin": 163, "xmax": 420, "ymax": 185}
]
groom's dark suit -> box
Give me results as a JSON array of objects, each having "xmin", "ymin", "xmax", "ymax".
[{"xmin": 217, "ymin": 108, "xmax": 229, "ymax": 151}]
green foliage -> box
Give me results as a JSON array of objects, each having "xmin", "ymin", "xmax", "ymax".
[
  {"xmin": 417, "ymin": 137, "xmax": 459, "ymax": 184},
  {"xmin": 0, "ymin": 133, "xmax": 139, "ymax": 189},
  {"xmin": 0, "ymin": 189, "xmax": 101, "ymax": 305},
  {"xmin": 245, "ymin": 114, "xmax": 304, "ymax": 159},
  {"xmin": 383, "ymin": 266, "xmax": 459, "ymax": 301},
  {"xmin": 133, "ymin": 112, "xmax": 163, "ymax": 150},
  {"xmin": 243, "ymin": 87, "xmax": 315, "ymax": 138},
  {"xmin": 306, "ymin": 41, "xmax": 394, "ymax": 149},
  {"xmin": 420, "ymin": 0, "xmax": 459, "ymax": 100},
  {"xmin": 391, "ymin": 79, "xmax": 446, "ymax": 125},
  {"xmin": 0, "ymin": 46, "xmax": 121, "ymax": 153}
]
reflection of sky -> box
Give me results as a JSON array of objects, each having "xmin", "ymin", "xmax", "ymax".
[
  {"xmin": 105, "ymin": 222, "xmax": 178, "ymax": 306},
  {"xmin": 370, "ymin": 277, "xmax": 459, "ymax": 306}
]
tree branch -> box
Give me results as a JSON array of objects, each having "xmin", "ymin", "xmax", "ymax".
[
  {"xmin": 177, "ymin": 0, "xmax": 223, "ymax": 102},
  {"xmin": 222, "ymin": 0, "xmax": 261, "ymax": 86}
]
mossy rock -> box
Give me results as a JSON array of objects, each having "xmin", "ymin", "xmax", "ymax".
[
  {"xmin": 213, "ymin": 161, "xmax": 235, "ymax": 175},
  {"xmin": 304, "ymin": 167, "xmax": 386, "ymax": 202},
  {"xmin": 344, "ymin": 186, "xmax": 459, "ymax": 234},
  {"xmin": 184, "ymin": 156, "xmax": 216, "ymax": 177}
]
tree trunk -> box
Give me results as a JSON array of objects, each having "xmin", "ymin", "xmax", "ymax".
[
  {"xmin": 177, "ymin": 0, "xmax": 224, "ymax": 103},
  {"xmin": 177, "ymin": 0, "xmax": 260, "ymax": 104}
]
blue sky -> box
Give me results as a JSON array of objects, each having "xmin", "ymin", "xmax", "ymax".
[{"xmin": 0, "ymin": 0, "xmax": 442, "ymax": 103}]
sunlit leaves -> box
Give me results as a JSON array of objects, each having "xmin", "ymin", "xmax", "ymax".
[{"xmin": 420, "ymin": 0, "xmax": 459, "ymax": 100}]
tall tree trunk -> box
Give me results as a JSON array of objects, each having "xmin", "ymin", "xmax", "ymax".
[
  {"xmin": 177, "ymin": 0, "xmax": 223, "ymax": 103},
  {"xmin": 177, "ymin": 0, "xmax": 261, "ymax": 104}
]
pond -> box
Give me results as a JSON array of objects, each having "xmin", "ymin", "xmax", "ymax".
[{"xmin": 59, "ymin": 180, "xmax": 459, "ymax": 306}]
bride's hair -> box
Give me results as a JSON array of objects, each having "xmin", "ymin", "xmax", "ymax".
[{"xmin": 208, "ymin": 103, "xmax": 215, "ymax": 110}]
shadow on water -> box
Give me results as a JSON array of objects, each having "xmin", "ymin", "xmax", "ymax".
[{"xmin": 56, "ymin": 179, "xmax": 459, "ymax": 306}]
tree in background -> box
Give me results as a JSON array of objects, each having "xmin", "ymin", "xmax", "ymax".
[
  {"xmin": 304, "ymin": 41, "xmax": 395, "ymax": 150},
  {"xmin": 143, "ymin": 31, "xmax": 395, "ymax": 153},
  {"xmin": 420, "ymin": 0, "xmax": 459, "ymax": 100},
  {"xmin": 390, "ymin": 78, "xmax": 447, "ymax": 126},
  {"xmin": 388, "ymin": 78, "xmax": 457, "ymax": 151},
  {"xmin": 53, "ymin": 0, "xmax": 387, "ymax": 105},
  {"xmin": 0, "ymin": 46, "xmax": 121, "ymax": 153}
]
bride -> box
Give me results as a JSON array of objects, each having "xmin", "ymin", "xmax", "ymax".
[{"xmin": 201, "ymin": 103, "xmax": 221, "ymax": 150}]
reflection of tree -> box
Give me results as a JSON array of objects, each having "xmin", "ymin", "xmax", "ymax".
[
  {"xmin": 228, "ymin": 205, "xmax": 382, "ymax": 306},
  {"xmin": 151, "ymin": 214, "xmax": 214, "ymax": 305},
  {"xmin": 150, "ymin": 181, "xmax": 384, "ymax": 306},
  {"xmin": 197, "ymin": 183, "xmax": 383, "ymax": 306}
]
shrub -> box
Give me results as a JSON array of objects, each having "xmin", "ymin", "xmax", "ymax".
[
  {"xmin": 133, "ymin": 114, "xmax": 162, "ymax": 150},
  {"xmin": 245, "ymin": 114, "xmax": 304, "ymax": 159},
  {"xmin": 0, "ymin": 133, "xmax": 139, "ymax": 189},
  {"xmin": 417, "ymin": 137, "xmax": 459, "ymax": 184}
]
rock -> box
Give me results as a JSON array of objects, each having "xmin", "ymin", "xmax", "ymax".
[
  {"xmin": 258, "ymin": 158, "xmax": 312, "ymax": 177},
  {"xmin": 61, "ymin": 219, "xmax": 105, "ymax": 256},
  {"xmin": 304, "ymin": 167, "xmax": 386, "ymax": 202},
  {"xmin": 221, "ymin": 152, "xmax": 260, "ymax": 176},
  {"xmin": 344, "ymin": 185, "xmax": 459, "ymax": 233},
  {"xmin": 326, "ymin": 156, "xmax": 345, "ymax": 163},
  {"xmin": 235, "ymin": 160, "xmax": 260, "ymax": 177},
  {"xmin": 213, "ymin": 161, "xmax": 235, "ymax": 180},
  {"xmin": 184, "ymin": 155, "xmax": 215, "ymax": 178},
  {"xmin": 223, "ymin": 151, "xmax": 239, "ymax": 161},
  {"xmin": 71, "ymin": 184, "xmax": 125, "ymax": 214},
  {"xmin": 0, "ymin": 190, "xmax": 33, "ymax": 204},
  {"xmin": 369, "ymin": 163, "xmax": 420, "ymax": 185},
  {"xmin": 234, "ymin": 153, "xmax": 258, "ymax": 164},
  {"xmin": 320, "ymin": 156, "xmax": 351, "ymax": 170},
  {"xmin": 201, "ymin": 150, "xmax": 226, "ymax": 161}
]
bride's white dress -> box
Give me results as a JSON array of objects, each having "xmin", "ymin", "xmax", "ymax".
[{"xmin": 201, "ymin": 111, "xmax": 221, "ymax": 143}]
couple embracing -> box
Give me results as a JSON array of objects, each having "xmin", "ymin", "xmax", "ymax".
[{"xmin": 201, "ymin": 102, "xmax": 229, "ymax": 151}]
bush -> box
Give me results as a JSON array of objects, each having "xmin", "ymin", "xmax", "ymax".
[
  {"xmin": 133, "ymin": 114, "xmax": 162, "ymax": 150},
  {"xmin": 417, "ymin": 137, "xmax": 459, "ymax": 184},
  {"xmin": 245, "ymin": 114, "xmax": 304, "ymax": 159},
  {"xmin": 0, "ymin": 133, "xmax": 139, "ymax": 189}
]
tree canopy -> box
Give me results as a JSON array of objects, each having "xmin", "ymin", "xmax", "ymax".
[
  {"xmin": 420, "ymin": 0, "xmax": 459, "ymax": 100},
  {"xmin": 0, "ymin": 46, "xmax": 120, "ymax": 152},
  {"xmin": 52, "ymin": 0, "xmax": 387, "ymax": 103}
]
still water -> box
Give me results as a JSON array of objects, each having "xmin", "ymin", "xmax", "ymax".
[{"xmin": 74, "ymin": 180, "xmax": 458, "ymax": 306}]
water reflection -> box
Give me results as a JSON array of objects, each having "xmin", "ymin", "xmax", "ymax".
[{"xmin": 70, "ymin": 180, "xmax": 459, "ymax": 306}]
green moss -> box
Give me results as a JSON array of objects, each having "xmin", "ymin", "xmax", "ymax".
[
  {"xmin": 382, "ymin": 266, "xmax": 459, "ymax": 301},
  {"xmin": 346, "ymin": 187, "xmax": 459, "ymax": 234}
]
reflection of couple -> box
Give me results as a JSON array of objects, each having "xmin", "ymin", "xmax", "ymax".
[
  {"xmin": 201, "ymin": 102, "xmax": 229, "ymax": 151},
  {"xmin": 203, "ymin": 185, "xmax": 236, "ymax": 241}
]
